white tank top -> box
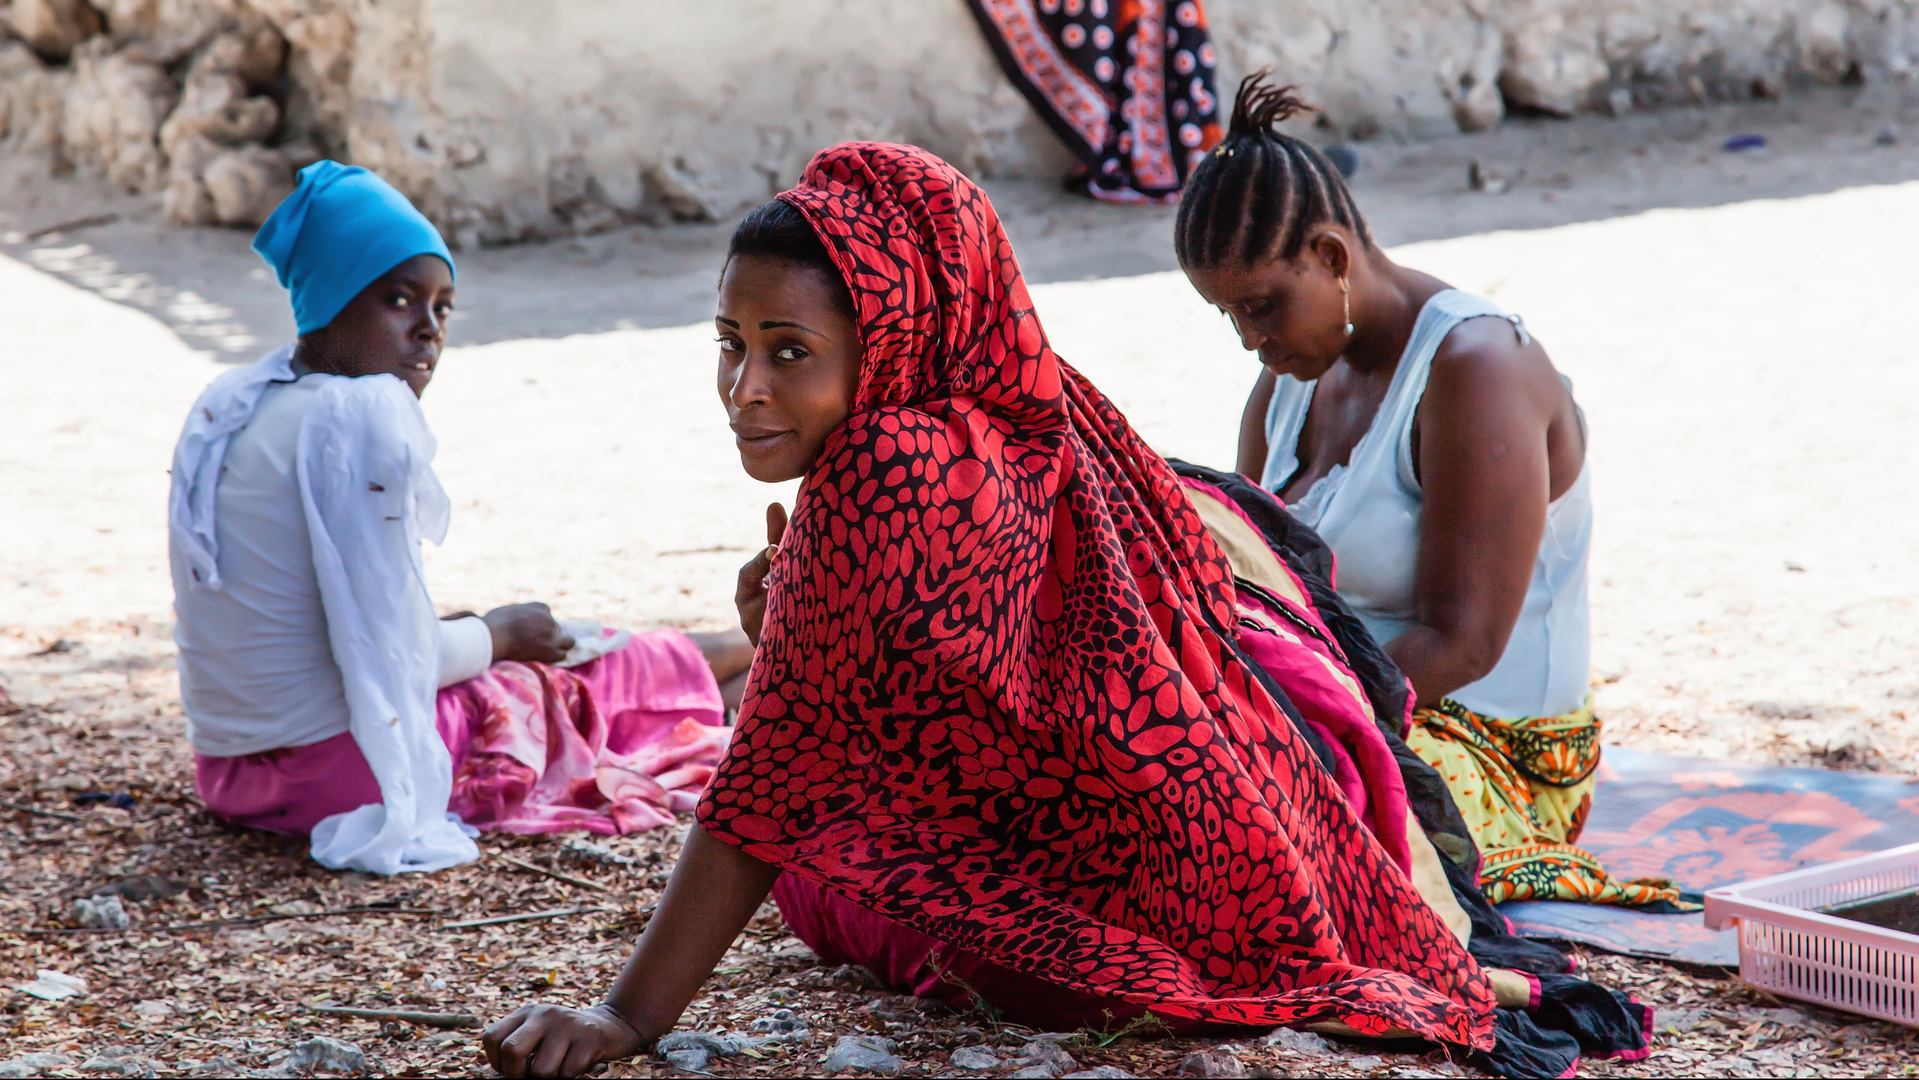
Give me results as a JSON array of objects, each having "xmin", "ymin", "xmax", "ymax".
[{"xmin": 1260, "ymin": 289, "xmax": 1591, "ymax": 719}]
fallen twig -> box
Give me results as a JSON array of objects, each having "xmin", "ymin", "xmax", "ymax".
[
  {"xmin": 23, "ymin": 213, "xmax": 120, "ymax": 241},
  {"xmin": 306, "ymin": 1004, "xmax": 481, "ymax": 1029},
  {"xmin": 439, "ymin": 906, "xmax": 613, "ymax": 931},
  {"xmin": 494, "ymin": 853, "xmax": 615, "ymax": 893},
  {"xmin": 11, "ymin": 905, "xmax": 440, "ymax": 935},
  {"xmin": 1, "ymin": 801, "xmax": 84, "ymax": 822}
]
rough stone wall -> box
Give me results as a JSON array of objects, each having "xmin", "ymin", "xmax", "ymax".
[
  {"xmin": 2, "ymin": 0, "xmax": 1916, "ymax": 243},
  {"xmin": 0, "ymin": 0, "xmax": 341, "ymax": 225},
  {"xmin": 1208, "ymin": 0, "xmax": 1919, "ymax": 138},
  {"xmin": 407, "ymin": 0, "xmax": 1077, "ymax": 246}
]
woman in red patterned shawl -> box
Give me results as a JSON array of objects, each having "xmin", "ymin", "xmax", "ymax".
[{"xmin": 484, "ymin": 142, "xmax": 1507, "ymax": 1077}]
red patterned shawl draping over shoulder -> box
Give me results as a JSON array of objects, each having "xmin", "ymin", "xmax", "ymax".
[
  {"xmin": 696, "ymin": 143, "xmax": 1494, "ymax": 1046},
  {"xmin": 964, "ymin": 0, "xmax": 1223, "ymax": 203}
]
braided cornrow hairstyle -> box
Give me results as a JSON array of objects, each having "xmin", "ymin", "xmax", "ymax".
[{"xmin": 1175, "ymin": 71, "xmax": 1374, "ymax": 268}]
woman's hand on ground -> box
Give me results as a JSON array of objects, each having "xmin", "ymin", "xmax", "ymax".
[
  {"xmin": 483, "ymin": 602, "xmax": 576, "ymax": 665},
  {"xmin": 734, "ymin": 503, "xmax": 788, "ymax": 648},
  {"xmin": 482, "ymin": 1001, "xmax": 644, "ymax": 1078}
]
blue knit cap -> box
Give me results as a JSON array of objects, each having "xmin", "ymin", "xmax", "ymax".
[{"xmin": 251, "ymin": 160, "xmax": 455, "ymax": 334}]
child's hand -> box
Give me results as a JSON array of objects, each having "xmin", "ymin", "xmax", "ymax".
[
  {"xmin": 734, "ymin": 502, "xmax": 788, "ymax": 648},
  {"xmin": 483, "ymin": 602, "xmax": 576, "ymax": 664},
  {"xmin": 483, "ymin": 1001, "xmax": 643, "ymax": 1078}
]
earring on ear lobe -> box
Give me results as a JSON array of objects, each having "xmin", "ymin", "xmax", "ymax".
[{"xmin": 1341, "ymin": 279, "xmax": 1354, "ymax": 337}]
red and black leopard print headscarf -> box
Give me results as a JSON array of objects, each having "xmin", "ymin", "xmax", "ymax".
[{"xmin": 698, "ymin": 142, "xmax": 1495, "ymax": 1047}]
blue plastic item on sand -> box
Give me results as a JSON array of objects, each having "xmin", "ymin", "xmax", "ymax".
[{"xmin": 1723, "ymin": 134, "xmax": 1767, "ymax": 152}]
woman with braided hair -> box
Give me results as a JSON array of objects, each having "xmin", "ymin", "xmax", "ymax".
[{"xmin": 1176, "ymin": 74, "xmax": 1686, "ymax": 914}]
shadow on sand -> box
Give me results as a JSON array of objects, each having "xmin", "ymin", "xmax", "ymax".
[{"xmin": 3, "ymin": 87, "xmax": 1915, "ymax": 362}]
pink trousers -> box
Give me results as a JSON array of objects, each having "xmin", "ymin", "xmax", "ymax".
[
  {"xmin": 771, "ymin": 874, "xmax": 1143, "ymax": 1031},
  {"xmin": 194, "ymin": 629, "xmax": 727, "ymax": 837}
]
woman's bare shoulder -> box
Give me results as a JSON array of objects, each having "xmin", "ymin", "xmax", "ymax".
[{"xmin": 1427, "ymin": 315, "xmax": 1564, "ymax": 409}]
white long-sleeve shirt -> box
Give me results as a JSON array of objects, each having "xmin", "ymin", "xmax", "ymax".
[
  {"xmin": 172, "ymin": 370, "xmax": 491, "ymax": 754},
  {"xmin": 168, "ymin": 346, "xmax": 481, "ymax": 874}
]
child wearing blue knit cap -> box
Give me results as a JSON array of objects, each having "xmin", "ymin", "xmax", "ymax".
[{"xmin": 165, "ymin": 162, "xmax": 753, "ymax": 876}]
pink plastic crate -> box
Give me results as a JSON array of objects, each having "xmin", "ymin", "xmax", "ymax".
[{"xmin": 1703, "ymin": 841, "xmax": 1919, "ymax": 1027}]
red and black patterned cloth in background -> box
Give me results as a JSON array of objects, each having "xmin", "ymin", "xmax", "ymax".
[{"xmin": 965, "ymin": 0, "xmax": 1225, "ymax": 202}]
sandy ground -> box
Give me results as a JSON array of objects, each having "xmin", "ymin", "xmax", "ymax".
[
  {"xmin": 2, "ymin": 86, "xmax": 1918, "ymax": 1077},
  {"xmin": 3, "ymin": 85, "xmax": 1916, "ymax": 769}
]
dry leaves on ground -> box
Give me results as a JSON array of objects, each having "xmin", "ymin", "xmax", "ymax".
[{"xmin": 3, "ymin": 624, "xmax": 1915, "ymax": 1078}]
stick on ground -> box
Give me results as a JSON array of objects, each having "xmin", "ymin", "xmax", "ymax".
[
  {"xmin": 2, "ymin": 801, "xmax": 85, "ymax": 822},
  {"xmin": 306, "ymin": 1004, "xmax": 481, "ymax": 1029},
  {"xmin": 12, "ymin": 906, "xmax": 440, "ymax": 936},
  {"xmin": 439, "ymin": 906, "xmax": 612, "ymax": 931},
  {"xmin": 493, "ymin": 852, "xmax": 616, "ymax": 893}
]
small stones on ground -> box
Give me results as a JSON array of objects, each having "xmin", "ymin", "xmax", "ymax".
[
  {"xmin": 132, "ymin": 999, "xmax": 172, "ymax": 1021},
  {"xmin": 179, "ymin": 1058, "xmax": 248, "ymax": 1078},
  {"xmin": 950, "ymin": 1045, "xmax": 1001, "ymax": 1071},
  {"xmin": 862, "ymin": 996, "xmax": 915, "ymax": 1021},
  {"xmin": 90, "ymin": 874, "xmax": 187, "ymax": 902},
  {"xmin": 284, "ymin": 1036, "xmax": 366, "ymax": 1075},
  {"xmin": 1751, "ymin": 1006, "xmax": 1809, "ymax": 1028},
  {"xmin": 659, "ymin": 1030, "xmax": 743, "ymax": 1072},
  {"xmin": 559, "ymin": 837, "xmax": 635, "ymax": 867},
  {"xmin": 658, "ymin": 1031, "xmax": 741, "ymax": 1055},
  {"xmin": 1063, "ymin": 1069, "xmax": 1139, "ymax": 1079},
  {"xmin": 1348, "ymin": 1054, "xmax": 1386, "ymax": 1069},
  {"xmin": 1658, "ymin": 1006, "xmax": 1712, "ymax": 1033},
  {"xmin": 1262, "ymin": 1027, "xmax": 1331, "ymax": 1054},
  {"xmin": 662, "ymin": 1047, "xmax": 712, "ymax": 1073},
  {"xmin": 1605, "ymin": 88, "xmax": 1634, "ymax": 117},
  {"xmin": 0, "ymin": 1053, "xmax": 73, "ymax": 1079},
  {"xmin": 1178, "ymin": 1049, "xmax": 1245, "ymax": 1077},
  {"xmin": 825, "ymin": 963, "xmax": 881, "ymax": 987},
  {"xmin": 72, "ymin": 892, "xmax": 130, "ymax": 929},
  {"xmin": 822, "ymin": 1034, "xmax": 902, "ymax": 1076},
  {"xmin": 19, "ymin": 968, "xmax": 87, "ymax": 1000},
  {"xmin": 770, "ymin": 942, "xmax": 819, "ymax": 965},
  {"xmin": 78, "ymin": 1047, "xmax": 159, "ymax": 1078},
  {"xmin": 1874, "ymin": 124, "xmax": 1899, "ymax": 146},
  {"xmin": 1009, "ymin": 1033, "xmax": 1081, "ymax": 1078},
  {"xmin": 1468, "ymin": 159, "xmax": 1511, "ymax": 194},
  {"xmin": 749, "ymin": 1007, "xmax": 808, "ymax": 1037}
]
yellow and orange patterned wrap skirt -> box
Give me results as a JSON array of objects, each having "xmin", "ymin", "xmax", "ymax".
[{"xmin": 1406, "ymin": 698, "xmax": 1693, "ymax": 908}]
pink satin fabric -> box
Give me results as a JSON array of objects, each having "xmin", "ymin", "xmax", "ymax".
[{"xmin": 194, "ymin": 629, "xmax": 727, "ymax": 837}]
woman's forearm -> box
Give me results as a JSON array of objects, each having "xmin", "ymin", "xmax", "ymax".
[{"xmin": 603, "ymin": 826, "xmax": 781, "ymax": 1039}]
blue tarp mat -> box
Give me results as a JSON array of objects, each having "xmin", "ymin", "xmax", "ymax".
[{"xmin": 1497, "ymin": 745, "xmax": 1919, "ymax": 965}]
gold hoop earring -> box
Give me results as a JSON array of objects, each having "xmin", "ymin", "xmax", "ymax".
[{"xmin": 1341, "ymin": 280, "xmax": 1354, "ymax": 337}]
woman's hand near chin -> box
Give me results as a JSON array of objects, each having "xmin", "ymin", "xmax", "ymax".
[
  {"xmin": 482, "ymin": 1001, "xmax": 644, "ymax": 1078},
  {"xmin": 735, "ymin": 502, "xmax": 788, "ymax": 648}
]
